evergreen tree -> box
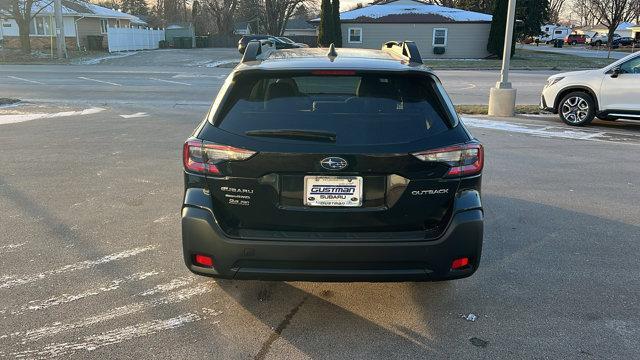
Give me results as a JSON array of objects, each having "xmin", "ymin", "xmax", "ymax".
[
  {"xmin": 516, "ymin": 0, "xmax": 549, "ymax": 38},
  {"xmin": 487, "ymin": 0, "xmax": 515, "ymax": 59},
  {"xmin": 331, "ymin": 0, "xmax": 342, "ymax": 46},
  {"xmin": 317, "ymin": 0, "xmax": 334, "ymax": 46}
]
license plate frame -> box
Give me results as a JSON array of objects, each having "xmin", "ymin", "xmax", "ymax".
[{"xmin": 303, "ymin": 176, "xmax": 363, "ymax": 207}]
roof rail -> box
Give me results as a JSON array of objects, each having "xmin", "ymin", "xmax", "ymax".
[
  {"xmin": 381, "ymin": 41, "xmax": 422, "ymax": 64},
  {"xmin": 241, "ymin": 39, "xmax": 275, "ymax": 63}
]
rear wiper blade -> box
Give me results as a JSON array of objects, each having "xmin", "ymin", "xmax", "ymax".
[{"xmin": 245, "ymin": 129, "xmax": 336, "ymax": 143}]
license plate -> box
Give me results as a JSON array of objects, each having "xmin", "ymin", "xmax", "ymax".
[{"xmin": 304, "ymin": 176, "xmax": 363, "ymax": 207}]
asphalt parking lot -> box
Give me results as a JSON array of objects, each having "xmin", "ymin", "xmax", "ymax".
[{"xmin": 0, "ymin": 49, "xmax": 639, "ymax": 359}]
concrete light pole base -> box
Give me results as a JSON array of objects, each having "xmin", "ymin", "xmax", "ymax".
[{"xmin": 488, "ymin": 87, "xmax": 517, "ymax": 117}]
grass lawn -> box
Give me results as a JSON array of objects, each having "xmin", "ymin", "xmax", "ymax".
[
  {"xmin": 424, "ymin": 49, "xmax": 616, "ymax": 70},
  {"xmin": 455, "ymin": 104, "xmax": 547, "ymax": 115}
]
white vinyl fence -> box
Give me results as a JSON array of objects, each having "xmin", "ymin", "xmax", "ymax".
[{"xmin": 107, "ymin": 27, "xmax": 165, "ymax": 52}]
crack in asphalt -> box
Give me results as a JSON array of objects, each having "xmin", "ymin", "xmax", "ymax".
[{"xmin": 254, "ymin": 296, "xmax": 309, "ymax": 360}]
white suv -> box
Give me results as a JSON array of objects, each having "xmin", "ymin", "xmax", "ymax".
[{"xmin": 541, "ymin": 52, "xmax": 640, "ymax": 126}]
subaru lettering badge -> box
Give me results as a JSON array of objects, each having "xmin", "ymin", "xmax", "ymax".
[{"xmin": 320, "ymin": 157, "xmax": 348, "ymax": 170}]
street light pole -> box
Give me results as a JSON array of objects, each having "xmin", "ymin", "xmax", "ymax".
[
  {"xmin": 488, "ymin": 0, "xmax": 517, "ymax": 116},
  {"xmin": 54, "ymin": 0, "xmax": 67, "ymax": 59}
]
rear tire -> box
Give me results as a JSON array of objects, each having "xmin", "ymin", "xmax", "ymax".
[
  {"xmin": 558, "ymin": 92, "xmax": 595, "ymax": 126},
  {"xmin": 571, "ymin": 41, "xmax": 577, "ymax": 45}
]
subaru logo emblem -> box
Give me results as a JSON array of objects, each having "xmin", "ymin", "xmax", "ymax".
[{"xmin": 320, "ymin": 157, "xmax": 348, "ymax": 170}]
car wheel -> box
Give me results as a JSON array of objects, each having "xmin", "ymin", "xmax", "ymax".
[
  {"xmin": 571, "ymin": 41, "xmax": 577, "ymax": 45},
  {"xmin": 595, "ymin": 40, "xmax": 602, "ymax": 46},
  {"xmin": 559, "ymin": 92, "xmax": 595, "ymax": 126}
]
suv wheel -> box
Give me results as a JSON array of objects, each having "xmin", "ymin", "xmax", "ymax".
[
  {"xmin": 559, "ymin": 92, "xmax": 595, "ymax": 126},
  {"xmin": 571, "ymin": 41, "xmax": 577, "ymax": 45}
]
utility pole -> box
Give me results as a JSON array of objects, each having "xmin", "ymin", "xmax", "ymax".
[
  {"xmin": 488, "ymin": 0, "xmax": 517, "ymax": 117},
  {"xmin": 54, "ymin": 0, "xmax": 67, "ymax": 59}
]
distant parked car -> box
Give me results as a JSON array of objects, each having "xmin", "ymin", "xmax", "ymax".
[
  {"xmin": 276, "ymin": 36, "xmax": 309, "ymax": 48},
  {"xmin": 564, "ymin": 34, "xmax": 588, "ymax": 45},
  {"xmin": 587, "ymin": 33, "xmax": 621, "ymax": 46},
  {"xmin": 612, "ymin": 37, "xmax": 636, "ymax": 47},
  {"xmin": 540, "ymin": 52, "xmax": 640, "ymax": 126},
  {"xmin": 237, "ymin": 35, "xmax": 304, "ymax": 54}
]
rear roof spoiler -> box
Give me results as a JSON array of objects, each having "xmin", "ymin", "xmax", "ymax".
[
  {"xmin": 381, "ymin": 41, "xmax": 422, "ymax": 64},
  {"xmin": 242, "ymin": 40, "xmax": 275, "ymax": 63}
]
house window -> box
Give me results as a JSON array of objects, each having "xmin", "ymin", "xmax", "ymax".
[
  {"xmin": 116, "ymin": 19, "xmax": 121, "ymax": 28},
  {"xmin": 100, "ymin": 19, "xmax": 108, "ymax": 33},
  {"xmin": 432, "ymin": 28, "xmax": 448, "ymax": 46},
  {"xmin": 29, "ymin": 17, "xmax": 52, "ymax": 35},
  {"xmin": 348, "ymin": 27, "xmax": 362, "ymax": 43}
]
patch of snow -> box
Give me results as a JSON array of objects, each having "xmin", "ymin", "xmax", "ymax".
[
  {"xmin": 0, "ymin": 107, "xmax": 105, "ymax": 125},
  {"xmin": 75, "ymin": 51, "xmax": 138, "ymax": 65},
  {"xmin": 204, "ymin": 59, "xmax": 239, "ymax": 68},
  {"xmin": 119, "ymin": 112, "xmax": 149, "ymax": 119},
  {"xmin": 464, "ymin": 313, "xmax": 477, "ymax": 322},
  {"xmin": 461, "ymin": 117, "xmax": 611, "ymax": 142}
]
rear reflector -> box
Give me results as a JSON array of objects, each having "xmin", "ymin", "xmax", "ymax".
[
  {"xmin": 451, "ymin": 257, "xmax": 470, "ymax": 270},
  {"xmin": 411, "ymin": 143, "xmax": 484, "ymax": 178},
  {"xmin": 183, "ymin": 139, "xmax": 256, "ymax": 175},
  {"xmin": 194, "ymin": 254, "xmax": 214, "ymax": 267}
]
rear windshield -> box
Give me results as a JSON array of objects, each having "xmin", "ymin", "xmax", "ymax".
[{"xmin": 215, "ymin": 72, "xmax": 453, "ymax": 145}]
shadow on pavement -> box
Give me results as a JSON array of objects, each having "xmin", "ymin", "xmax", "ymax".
[{"xmin": 218, "ymin": 195, "xmax": 639, "ymax": 359}]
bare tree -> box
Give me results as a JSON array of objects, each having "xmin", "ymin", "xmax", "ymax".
[
  {"xmin": 263, "ymin": 0, "xmax": 308, "ymax": 35},
  {"xmin": 571, "ymin": 0, "xmax": 597, "ymax": 26},
  {"xmin": 204, "ymin": 0, "xmax": 239, "ymax": 36},
  {"xmin": 589, "ymin": 0, "xmax": 634, "ymax": 55},
  {"xmin": 630, "ymin": 0, "xmax": 640, "ymax": 23},
  {"xmin": 9, "ymin": 0, "xmax": 54, "ymax": 53},
  {"xmin": 548, "ymin": 0, "xmax": 566, "ymax": 23}
]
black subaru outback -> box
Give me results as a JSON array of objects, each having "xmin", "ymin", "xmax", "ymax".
[{"xmin": 182, "ymin": 41, "xmax": 484, "ymax": 282}]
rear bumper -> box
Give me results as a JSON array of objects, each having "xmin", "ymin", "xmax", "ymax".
[{"xmin": 181, "ymin": 189, "xmax": 483, "ymax": 282}]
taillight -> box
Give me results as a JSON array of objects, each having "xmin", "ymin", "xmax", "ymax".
[
  {"xmin": 412, "ymin": 143, "xmax": 483, "ymax": 177},
  {"xmin": 183, "ymin": 139, "xmax": 256, "ymax": 175}
]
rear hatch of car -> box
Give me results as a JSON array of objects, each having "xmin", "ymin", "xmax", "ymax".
[{"xmin": 187, "ymin": 70, "xmax": 479, "ymax": 239}]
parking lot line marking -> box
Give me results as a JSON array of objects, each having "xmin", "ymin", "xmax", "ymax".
[
  {"xmin": 77, "ymin": 76, "xmax": 121, "ymax": 86},
  {"xmin": 6, "ymin": 282, "xmax": 215, "ymax": 343},
  {"xmin": 149, "ymin": 77, "xmax": 192, "ymax": 86},
  {"xmin": 8, "ymin": 76, "xmax": 44, "ymax": 85},
  {"xmin": 0, "ymin": 245, "xmax": 155, "ymax": 289},
  {"xmin": 8, "ymin": 271, "xmax": 160, "ymax": 315},
  {"xmin": 0, "ymin": 243, "xmax": 26, "ymax": 254},
  {"xmin": 138, "ymin": 276, "xmax": 197, "ymax": 296},
  {"xmin": 10, "ymin": 313, "xmax": 203, "ymax": 358}
]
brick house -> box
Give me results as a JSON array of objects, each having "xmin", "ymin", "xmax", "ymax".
[{"xmin": 0, "ymin": 0, "xmax": 146, "ymax": 51}]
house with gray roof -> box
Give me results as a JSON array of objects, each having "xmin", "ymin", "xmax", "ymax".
[
  {"xmin": 0, "ymin": 0, "xmax": 146, "ymax": 51},
  {"xmin": 310, "ymin": 0, "xmax": 493, "ymax": 58}
]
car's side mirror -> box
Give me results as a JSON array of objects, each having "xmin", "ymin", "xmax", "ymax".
[{"xmin": 611, "ymin": 66, "xmax": 621, "ymax": 78}]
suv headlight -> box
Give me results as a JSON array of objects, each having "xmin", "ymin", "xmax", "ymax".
[{"xmin": 545, "ymin": 76, "xmax": 565, "ymax": 88}]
